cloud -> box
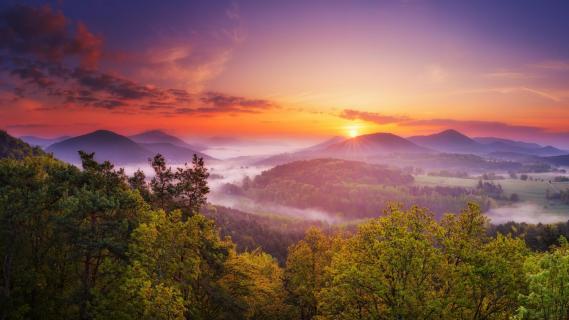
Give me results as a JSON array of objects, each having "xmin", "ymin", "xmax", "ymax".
[
  {"xmin": 339, "ymin": 109, "xmax": 410, "ymax": 124},
  {"xmin": 0, "ymin": 5, "xmax": 102, "ymax": 68},
  {"xmin": 201, "ymin": 91, "xmax": 276, "ymax": 111},
  {"xmin": 129, "ymin": 3, "xmax": 245, "ymax": 92},
  {"xmin": 0, "ymin": 4, "xmax": 276, "ymax": 117}
]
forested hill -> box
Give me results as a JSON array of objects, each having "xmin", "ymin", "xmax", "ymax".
[
  {"xmin": 252, "ymin": 158, "xmax": 414, "ymax": 187},
  {"xmin": 0, "ymin": 130, "xmax": 46, "ymax": 159},
  {"xmin": 226, "ymin": 158, "xmax": 488, "ymax": 219}
]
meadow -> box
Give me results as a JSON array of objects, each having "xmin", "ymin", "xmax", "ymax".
[{"xmin": 414, "ymin": 174, "xmax": 569, "ymax": 218}]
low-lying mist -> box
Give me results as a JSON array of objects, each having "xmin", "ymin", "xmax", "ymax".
[
  {"xmin": 486, "ymin": 202, "xmax": 569, "ymax": 224},
  {"xmin": 209, "ymin": 192, "xmax": 342, "ymax": 224}
]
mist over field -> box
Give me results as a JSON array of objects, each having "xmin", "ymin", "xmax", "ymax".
[{"xmin": 486, "ymin": 202, "xmax": 569, "ymax": 224}]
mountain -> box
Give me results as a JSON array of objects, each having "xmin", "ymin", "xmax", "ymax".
[
  {"xmin": 257, "ymin": 133, "xmax": 427, "ymax": 166},
  {"xmin": 203, "ymin": 136, "xmax": 245, "ymax": 146},
  {"xmin": 324, "ymin": 132, "xmax": 428, "ymax": 156},
  {"xmin": 543, "ymin": 154, "xmax": 569, "ymax": 167},
  {"xmin": 254, "ymin": 136, "xmax": 346, "ymax": 166},
  {"xmin": 408, "ymin": 129, "xmax": 567, "ymax": 156},
  {"xmin": 140, "ymin": 142, "xmax": 214, "ymax": 162},
  {"xmin": 130, "ymin": 130, "xmax": 204, "ymax": 150},
  {"xmin": 1, "ymin": 131, "xmax": 46, "ymax": 159},
  {"xmin": 408, "ymin": 129, "xmax": 483, "ymax": 153},
  {"xmin": 474, "ymin": 137, "xmax": 566, "ymax": 156},
  {"xmin": 47, "ymin": 130, "xmax": 152, "ymax": 165},
  {"xmin": 20, "ymin": 135, "xmax": 70, "ymax": 148},
  {"xmin": 535, "ymin": 146, "xmax": 567, "ymax": 157},
  {"xmin": 474, "ymin": 137, "xmax": 542, "ymax": 150},
  {"xmin": 300, "ymin": 136, "xmax": 346, "ymax": 153}
]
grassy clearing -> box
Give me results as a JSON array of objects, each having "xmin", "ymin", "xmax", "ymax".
[{"xmin": 414, "ymin": 175, "xmax": 569, "ymax": 215}]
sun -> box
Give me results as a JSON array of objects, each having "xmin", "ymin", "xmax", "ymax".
[{"xmin": 346, "ymin": 125, "xmax": 360, "ymax": 138}]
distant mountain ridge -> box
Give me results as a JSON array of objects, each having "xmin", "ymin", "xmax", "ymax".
[
  {"xmin": 140, "ymin": 142, "xmax": 213, "ymax": 162},
  {"xmin": 47, "ymin": 130, "xmax": 151, "ymax": 165},
  {"xmin": 14, "ymin": 130, "xmax": 214, "ymax": 166},
  {"xmin": 473, "ymin": 137, "xmax": 542, "ymax": 150},
  {"xmin": 409, "ymin": 129, "xmax": 566, "ymax": 156},
  {"xmin": 325, "ymin": 132, "xmax": 429, "ymax": 156},
  {"xmin": 257, "ymin": 132, "xmax": 429, "ymax": 166},
  {"xmin": 408, "ymin": 129, "xmax": 481, "ymax": 153},
  {"xmin": 130, "ymin": 130, "xmax": 204, "ymax": 150},
  {"xmin": 20, "ymin": 135, "xmax": 70, "ymax": 149},
  {"xmin": 259, "ymin": 129, "xmax": 567, "ymax": 166}
]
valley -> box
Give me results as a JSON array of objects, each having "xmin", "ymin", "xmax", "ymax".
[{"xmin": 14, "ymin": 128, "xmax": 569, "ymax": 225}]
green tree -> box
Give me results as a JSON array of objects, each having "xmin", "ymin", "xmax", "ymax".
[
  {"xmin": 285, "ymin": 228, "xmax": 335, "ymax": 320},
  {"xmin": 515, "ymin": 237, "xmax": 569, "ymax": 320},
  {"xmin": 317, "ymin": 205, "xmax": 446, "ymax": 320},
  {"xmin": 440, "ymin": 203, "xmax": 529, "ymax": 319},
  {"xmin": 175, "ymin": 154, "xmax": 210, "ymax": 218},
  {"xmin": 0, "ymin": 156, "xmax": 79, "ymax": 319},
  {"xmin": 221, "ymin": 249, "xmax": 293, "ymax": 320},
  {"xmin": 125, "ymin": 209, "xmax": 238, "ymax": 319},
  {"xmin": 60, "ymin": 151, "xmax": 147, "ymax": 320},
  {"xmin": 129, "ymin": 169, "xmax": 151, "ymax": 202},
  {"xmin": 150, "ymin": 154, "xmax": 176, "ymax": 210}
]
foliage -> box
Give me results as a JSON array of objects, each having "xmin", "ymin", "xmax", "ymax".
[
  {"xmin": 226, "ymin": 159, "xmax": 489, "ymax": 219},
  {"xmin": 515, "ymin": 238, "xmax": 569, "ymax": 320},
  {"xmin": 285, "ymin": 228, "xmax": 336, "ymax": 320},
  {"xmin": 149, "ymin": 153, "xmax": 210, "ymax": 217},
  {"xmin": 0, "ymin": 130, "xmax": 45, "ymax": 159},
  {"xmin": 4, "ymin": 152, "xmax": 569, "ymax": 320}
]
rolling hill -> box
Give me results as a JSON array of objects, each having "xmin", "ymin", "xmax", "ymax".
[
  {"xmin": 20, "ymin": 135, "xmax": 70, "ymax": 149},
  {"xmin": 47, "ymin": 130, "xmax": 153, "ymax": 165},
  {"xmin": 1, "ymin": 131, "xmax": 46, "ymax": 159},
  {"xmin": 544, "ymin": 154, "xmax": 569, "ymax": 167},
  {"xmin": 130, "ymin": 130, "xmax": 204, "ymax": 150},
  {"xmin": 474, "ymin": 137, "xmax": 542, "ymax": 150},
  {"xmin": 408, "ymin": 129, "xmax": 483, "ymax": 153},
  {"xmin": 140, "ymin": 142, "xmax": 214, "ymax": 162},
  {"xmin": 257, "ymin": 133, "xmax": 428, "ymax": 166},
  {"xmin": 409, "ymin": 129, "xmax": 567, "ymax": 156},
  {"xmin": 324, "ymin": 132, "xmax": 429, "ymax": 156},
  {"xmin": 47, "ymin": 130, "xmax": 214, "ymax": 165}
]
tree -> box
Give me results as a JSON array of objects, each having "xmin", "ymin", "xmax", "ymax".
[
  {"xmin": 149, "ymin": 154, "xmax": 176, "ymax": 210},
  {"xmin": 0, "ymin": 130, "xmax": 45, "ymax": 160},
  {"xmin": 440, "ymin": 203, "xmax": 529, "ymax": 319},
  {"xmin": 60, "ymin": 151, "xmax": 147, "ymax": 320},
  {"xmin": 285, "ymin": 228, "xmax": 335, "ymax": 320},
  {"xmin": 221, "ymin": 250, "xmax": 293, "ymax": 320},
  {"xmin": 318, "ymin": 205, "xmax": 446, "ymax": 320},
  {"xmin": 124, "ymin": 209, "xmax": 238, "ymax": 319},
  {"xmin": 0, "ymin": 156, "xmax": 79, "ymax": 319},
  {"xmin": 175, "ymin": 154, "xmax": 210, "ymax": 218},
  {"xmin": 515, "ymin": 237, "xmax": 569, "ymax": 320},
  {"xmin": 129, "ymin": 169, "xmax": 151, "ymax": 202}
]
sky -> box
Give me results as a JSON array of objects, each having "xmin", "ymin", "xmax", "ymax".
[{"xmin": 0, "ymin": 0, "xmax": 568, "ymax": 147}]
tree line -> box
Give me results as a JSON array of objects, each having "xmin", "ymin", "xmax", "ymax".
[{"xmin": 2, "ymin": 152, "xmax": 569, "ymax": 319}]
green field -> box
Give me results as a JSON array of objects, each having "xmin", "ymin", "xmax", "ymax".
[{"xmin": 414, "ymin": 175, "xmax": 569, "ymax": 215}]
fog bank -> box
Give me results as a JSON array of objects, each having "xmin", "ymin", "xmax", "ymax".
[{"xmin": 486, "ymin": 202, "xmax": 569, "ymax": 224}]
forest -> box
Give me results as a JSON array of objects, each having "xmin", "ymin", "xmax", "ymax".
[
  {"xmin": 2, "ymin": 145, "xmax": 569, "ymax": 320},
  {"xmin": 223, "ymin": 159, "xmax": 494, "ymax": 219}
]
